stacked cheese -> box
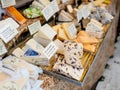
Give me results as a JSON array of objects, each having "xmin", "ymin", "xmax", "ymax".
[
  {"xmin": 52, "ymin": 23, "xmax": 77, "ymax": 41},
  {"xmin": 75, "ymin": 31, "xmax": 99, "ymax": 52},
  {"xmin": 53, "ymin": 40, "xmax": 84, "ymax": 80},
  {"xmin": 0, "ymin": 56, "xmax": 43, "ymax": 90}
]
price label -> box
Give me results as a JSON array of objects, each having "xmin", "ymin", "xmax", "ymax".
[
  {"xmin": 0, "ymin": 0, "xmax": 16, "ymax": 8},
  {"xmin": 0, "ymin": 40, "xmax": 7, "ymax": 56},
  {"xmin": 28, "ymin": 21, "xmax": 41, "ymax": 35},
  {"xmin": 77, "ymin": 5, "xmax": 90, "ymax": 22},
  {"xmin": 68, "ymin": 23, "xmax": 77, "ymax": 38},
  {"xmin": 43, "ymin": 42, "xmax": 58, "ymax": 59},
  {"xmin": 0, "ymin": 25, "xmax": 18, "ymax": 43},
  {"xmin": 42, "ymin": 0, "xmax": 59, "ymax": 21},
  {"xmin": 61, "ymin": 0, "xmax": 68, "ymax": 3}
]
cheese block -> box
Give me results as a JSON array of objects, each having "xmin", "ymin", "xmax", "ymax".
[
  {"xmin": 67, "ymin": 5, "xmax": 73, "ymax": 13},
  {"xmin": 6, "ymin": 6, "xmax": 27, "ymax": 25},
  {"xmin": 57, "ymin": 28, "xmax": 68, "ymax": 41},
  {"xmin": 2, "ymin": 56, "xmax": 35, "ymax": 76},
  {"xmin": 62, "ymin": 23, "xmax": 77, "ymax": 39},
  {"xmin": 77, "ymin": 36, "xmax": 99, "ymax": 44},
  {"xmin": 26, "ymin": 39, "xmax": 44, "ymax": 54},
  {"xmin": 33, "ymin": 33, "xmax": 50, "ymax": 47},
  {"xmin": 52, "ymin": 24, "xmax": 61, "ymax": 33},
  {"xmin": 58, "ymin": 10, "xmax": 73, "ymax": 21},
  {"xmin": 86, "ymin": 31, "xmax": 104, "ymax": 39},
  {"xmin": 63, "ymin": 40, "xmax": 83, "ymax": 59},
  {"xmin": 38, "ymin": 0, "xmax": 50, "ymax": 6},
  {"xmin": 64, "ymin": 53, "xmax": 83, "ymax": 68},
  {"xmin": 54, "ymin": 39, "xmax": 64, "ymax": 54},
  {"xmin": 38, "ymin": 24, "xmax": 57, "ymax": 40},
  {"xmin": 13, "ymin": 47, "xmax": 49, "ymax": 65},
  {"xmin": 53, "ymin": 56, "xmax": 84, "ymax": 80},
  {"xmin": 83, "ymin": 44, "xmax": 96, "ymax": 52},
  {"xmin": 77, "ymin": 31, "xmax": 89, "ymax": 37}
]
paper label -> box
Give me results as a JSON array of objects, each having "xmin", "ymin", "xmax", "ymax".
[
  {"xmin": 41, "ymin": 24, "xmax": 57, "ymax": 40},
  {"xmin": 68, "ymin": 23, "xmax": 77, "ymax": 37},
  {"xmin": 42, "ymin": 0, "xmax": 59, "ymax": 21},
  {"xmin": 43, "ymin": 42, "xmax": 58, "ymax": 59},
  {"xmin": 0, "ymin": 25, "xmax": 18, "ymax": 43},
  {"xmin": 0, "ymin": 40, "xmax": 7, "ymax": 56},
  {"xmin": 77, "ymin": 5, "xmax": 90, "ymax": 22},
  {"xmin": 1, "ymin": 0, "xmax": 16, "ymax": 8},
  {"xmin": 28, "ymin": 21, "xmax": 41, "ymax": 35},
  {"xmin": 86, "ymin": 22, "xmax": 103, "ymax": 32},
  {"xmin": 61, "ymin": 0, "xmax": 68, "ymax": 3}
]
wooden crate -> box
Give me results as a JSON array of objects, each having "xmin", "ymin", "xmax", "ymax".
[{"xmin": 43, "ymin": 22, "xmax": 115, "ymax": 89}]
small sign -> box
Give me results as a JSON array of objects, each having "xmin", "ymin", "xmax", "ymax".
[
  {"xmin": 0, "ymin": 25, "xmax": 18, "ymax": 43},
  {"xmin": 28, "ymin": 21, "xmax": 41, "ymax": 35},
  {"xmin": 0, "ymin": 0, "xmax": 16, "ymax": 8},
  {"xmin": 68, "ymin": 23, "xmax": 77, "ymax": 38},
  {"xmin": 77, "ymin": 5, "xmax": 90, "ymax": 22},
  {"xmin": 0, "ymin": 40, "xmax": 7, "ymax": 56},
  {"xmin": 42, "ymin": 0, "xmax": 59, "ymax": 21},
  {"xmin": 43, "ymin": 42, "xmax": 58, "ymax": 59}
]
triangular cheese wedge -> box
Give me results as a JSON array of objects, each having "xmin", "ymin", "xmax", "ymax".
[{"xmin": 57, "ymin": 28, "xmax": 68, "ymax": 40}]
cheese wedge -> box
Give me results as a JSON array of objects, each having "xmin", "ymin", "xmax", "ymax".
[
  {"xmin": 52, "ymin": 24, "xmax": 61, "ymax": 33},
  {"xmin": 57, "ymin": 28, "xmax": 68, "ymax": 41},
  {"xmin": 33, "ymin": 33, "xmax": 50, "ymax": 47},
  {"xmin": 53, "ymin": 56, "xmax": 84, "ymax": 81},
  {"xmin": 77, "ymin": 31, "xmax": 89, "ymax": 37},
  {"xmin": 67, "ymin": 5, "xmax": 73, "ymax": 13},
  {"xmin": 38, "ymin": 24, "xmax": 57, "ymax": 40},
  {"xmin": 62, "ymin": 23, "xmax": 77, "ymax": 39},
  {"xmin": 77, "ymin": 36, "xmax": 99, "ymax": 44},
  {"xmin": 26, "ymin": 39, "xmax": 44, "ymax": 54},
  {"xmin": 54, "ymin": 39, "xmax": 64, "ymax": 54},
  {"xmin": 58, "ymin": 10, "xmax": 73, "ymax": 21},
  {"xmin": 6, "ymin": 6, "xmax": 27, "ymax": 25},
  {"xmin": 83, "ymin": 44, "xmax": 96, "ymax": 52},
  {"xmin": 91, "ymin": 19, "xmax": 103, "ymax": 27}
]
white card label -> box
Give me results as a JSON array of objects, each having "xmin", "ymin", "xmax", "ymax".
[
  {"xmin": 28, "ymin": 21, "xmax": 41, "ymax": 35},
  {"xmin": 43, "ymin": 42, "xmax": 58, "ymax": 59},
  {"xmin": 61, "ymin": 0, "xmax": 68, "ymax": 3},
  {"xmin": 0, "ymin": 25, "xmax": 18, "ymax": 43},
  {"xmin": 68, "ymin": 23, "xmax": 77, "ymax": 38},
  {"xmin": 42, "ymin": 0, "xmax": 59, "ymax": 21},
  {"xmin": 0, "ymin": 40, "xmax": 7, "ymax": 55},
  {"xmin": 77, "ymin": 5, "xmax": 90, "ymax": 22},
  {"xmin": 0, "ymin": 0, "xmax": 16, "ymax": 8},
  {"xmin": 41, "ymin": 24, "xmax": 57, "ymax": 40}
]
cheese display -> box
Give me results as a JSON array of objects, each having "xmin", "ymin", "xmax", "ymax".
[
  {"xmin": 6, "ymin": 6, "xmax": 27, "ymax": 25},
  {"xmin": 0, "ymin": 0, "xmax": 115, "ymax": 88}
]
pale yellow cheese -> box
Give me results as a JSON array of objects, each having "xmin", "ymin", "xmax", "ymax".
[
  {"xmin": 67, "ymin": 5, "xmax": 73, "ymax": 13},
  {"xmin": 54, "ymin": 39, "xmax": 64, "ymax": 54},
  {"xmin": 57, "ymin": 28, "xmax": 68, "ymax": 41}
]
